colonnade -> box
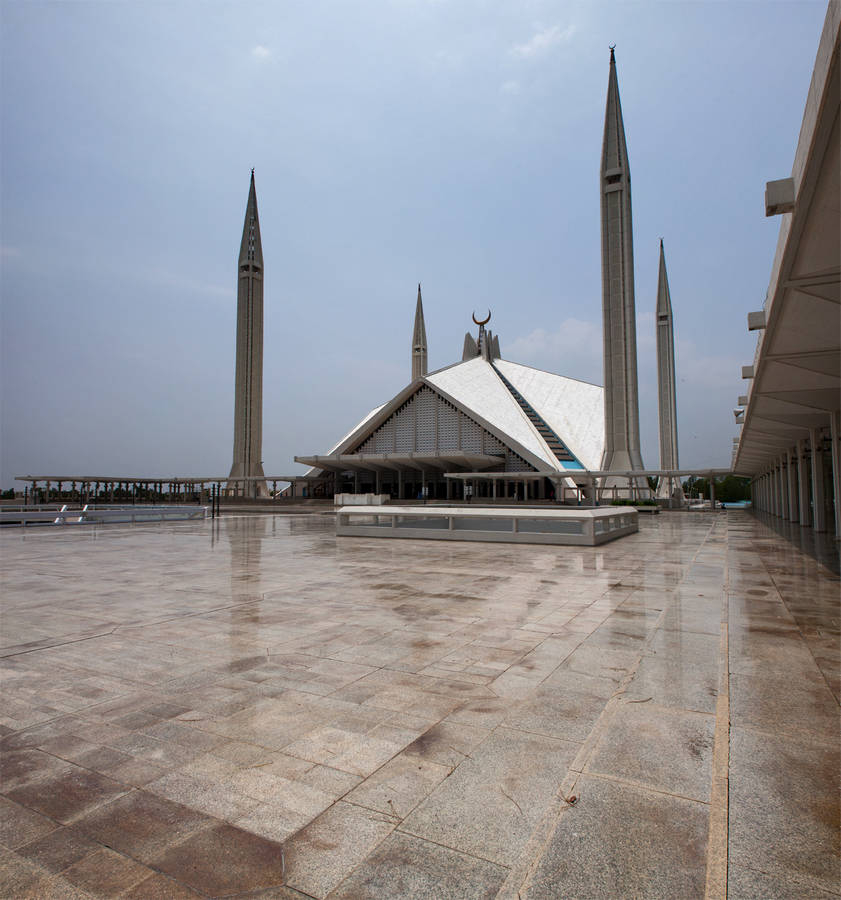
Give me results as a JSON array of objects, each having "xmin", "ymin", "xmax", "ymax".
[{"xmin": 749, "ymin": 412, "xmax": 841, "ymax": 538}]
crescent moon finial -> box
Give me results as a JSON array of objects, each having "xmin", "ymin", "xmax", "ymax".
[{"xmin": 472, "ymin": 310, "xmax": 491, "ymax": 326}]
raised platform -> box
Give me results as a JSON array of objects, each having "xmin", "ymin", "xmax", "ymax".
[
  {"xmin": 336, "ymin": 504, "xmax": 638, "ymax": 545},
  {"xmin": 0, "ymin": 504, "xmax": 207, "ymax": 527}
]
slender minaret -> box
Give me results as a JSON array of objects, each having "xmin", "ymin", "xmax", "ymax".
[
  {"xmin": 655, "ymin": 240, "xmax": 684, "ymax": 503},
  {"xmin": 411, "ymin": 283, "xmax": 428, "ymax": 380},
  {"xmin": 229, "ymin": 170, "xmax": 267, "ymax": 498},
  {"xmin": 599, "ymin": 47, "xmax": 646, "ymax": 492}
]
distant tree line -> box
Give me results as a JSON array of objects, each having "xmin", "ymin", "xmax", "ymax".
[{"xmin": 682, "ymin": 475, "xmax": 751, "ymax": 502}]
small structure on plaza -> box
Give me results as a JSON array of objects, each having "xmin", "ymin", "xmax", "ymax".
[
  {"xmin": 295, "ymin": 307, "xmax": 605, "ymax": 502},
  {"xmin": 228, "ymin": 170, "xmax": 268, "ymax": 498},
  {"xmin": 336, "ymin": 504, "xmax": 638, "ymax": 546}
]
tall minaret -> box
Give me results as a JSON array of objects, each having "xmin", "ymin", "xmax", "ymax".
[
  {"xmin": 655, "ymin": 240, "xmax": 684, "ymax": 503},
  {"xmin": 600, "ymin": 47, "xmax": 646, "ymax": 490},
  {"xmin": 411, "ymin": 283, "xmax": 428, "ymax": 381},
  {"xmin": 229, "ymin": 170, "xmax": 267, "ymax": 498}
]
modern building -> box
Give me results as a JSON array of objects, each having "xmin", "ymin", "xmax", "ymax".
[
  {"xmin": 228, "ymin": 170, "xmax": 268, "ymax": 498},
  {"xmin": 734, "ymin": 3, "xmax": 840, "ymax": 538},
  {"xmin": 294, "ymin": 49, "xmax": 669, "ymax": 504},
  {"xmin": 295, "ymin": 308, "xmax": 604, "ymax": 502}
]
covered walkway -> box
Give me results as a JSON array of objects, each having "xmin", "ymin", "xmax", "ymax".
[{"xmin": 734, "ymin": 5, "xmax": 840, "ymax": 540}]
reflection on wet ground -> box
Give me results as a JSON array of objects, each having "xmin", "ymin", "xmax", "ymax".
[{"xmin": 1, "ymin": 510, "xmax": 838, "ymax": 898}]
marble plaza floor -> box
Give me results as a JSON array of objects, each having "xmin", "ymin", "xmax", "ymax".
[{"xmin": 1, "ymin": 510, "xmax": 838, "ymax": 899}]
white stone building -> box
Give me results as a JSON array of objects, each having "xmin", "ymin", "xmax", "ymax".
[{"xmin": 296, "ymin": 306, "xmax": 604, "ymax": 502}]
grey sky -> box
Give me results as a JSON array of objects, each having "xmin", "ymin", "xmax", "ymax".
[{"xmin": 0, "ymin": 1, "xmax": 827, "ymax": 487}]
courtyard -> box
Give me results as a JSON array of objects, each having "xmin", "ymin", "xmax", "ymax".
[{"xmin": 1, "ymin": 510, "xmax": 838, "ymax": 898}]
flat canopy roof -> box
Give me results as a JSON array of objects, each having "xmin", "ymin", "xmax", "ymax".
[
  {"xmin": 734, "ymin": 6, "xmax": 840, "ymax": 474},
  {"xmin": 294, "ymin": 452, "xmax": 503, "ymax": 472},
  {"xmin": 444, "ymin": 469, "xmax": 735, "ymax": 479},
  {"xmin": 14, "ymin": 474, "xmax": 318, "ymax": 483}
]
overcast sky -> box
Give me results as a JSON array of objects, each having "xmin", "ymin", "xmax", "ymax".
[{"xmin": 0, "ymin": 0, "xmax": 828, "ymax": 488}]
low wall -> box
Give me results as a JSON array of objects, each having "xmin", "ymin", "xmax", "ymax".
[
  {"xmin": 336, "ymin": 505, "xmax": 638, "ymax": 546},
  {"xmin": 334, "ymin": 493, "xmax": 390, "ymax": 506}
]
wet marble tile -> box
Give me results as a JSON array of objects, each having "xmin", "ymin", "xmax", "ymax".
[
  {"xmin": 345, "ymin": 754, "xmax": 451, "ymax": 819},
  {"xmin": 559, "ymin": 644, "xmax": 639, "ymax": 682},
  {"xmin": 293, "ymin": 764, "xmax": 360, "ymax": 799},
  {"xmin": 0, "ymin": 847, "xmax": 58, "ymax": 898},
  {"xmin": 401, "ymin": 721, "xmax": 490, "ymax": 768},
  {"xmin": 5, "ymin": 766, "xmax": 129, "ymax": 825},
  {"xmin": 730, "ymin": 671, "xmax": 840, "ymax": 738},
  {"xmin": 622, "ymin": 651, "xmax": 719, "ymax": 714},
  {"xmin": 146, "ymin": 771, "xmax": 258, "ymax": 821},
  {"xmin": 1, "ymin": 748, "xmax": 75, "ymax": 791},
  {"xmin": 0, "ymin": 796, "xmax": 58, "ymax": 849},
  {"xmin": 75, "ymin": 790, "xmax": 214, "ymax": 863},
  {"xmin": 331, "ymin": 831, "xmax": 508, "ymax": 899},
  {"xmin": 121, "ymin": 872, "xmax": 204, "ymax": 898},
  {"xmin": 282, "ymin": 800, "xmax": 397, "ymax": 899},
  {"xmin": 61, "ymin": 846, "xmax": 152, "ymax": 897},
  {"xmin": 233, "ymin": 802, "xmax": 309, "ymax": 844},
  {"xmin": 151, "ymin": 822, "xmax": 287, "ymax": 896},
  {"xmin": 14, "ymin": 826, "xmax": 100, "ymax": 875},
  {"xmin": 401, "ymin": 726, "xmax": 577, "ymax": 866},
  {"xmin": 585, "ymin": 702, "xmax": 715, "ymax": 802},
  {"xmin": 523, "ymin": 775, "xmax": 708, "ymax": 898},
  {"xmin": 727, "ymin": 862, "xmax": 841, "ymax": 899},
  {"xmin": 729, "ymin": 726, "xmax": 840, "ymax": 893},
  {"xmin": 507, "ymin": 670, "xmax": 615, "ymax": 742}
]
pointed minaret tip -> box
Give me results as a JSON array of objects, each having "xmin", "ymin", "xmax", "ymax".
[
  {"xmin": 411, "ymin": 282, "xmax": 428, "ymax": 380},
  {"xmin": 609, "ymin": 44, "xmax": 616, "ymax": 63},
  {"xmin": 239, "ymin": 168, "xmax": 262, "ymax": 265}
]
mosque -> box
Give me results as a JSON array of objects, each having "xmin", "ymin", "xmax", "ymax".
[
  {"xmin": 295, "ymin": 299, "xmax": 604, "ymax": 502},
  {"xmin": 287, "ymin": 48, "xmax": 675, "ymax": 503}
]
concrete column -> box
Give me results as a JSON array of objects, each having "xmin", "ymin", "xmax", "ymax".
[
  {"xmin": 709, "ymin": 475, "xmax": 716, "ymax": 509},
  {"xmin": 831, "ymin": 411, "xmax": 841, "ymax": 539},
  {"xmin": 796, "ymin": 440, "xmax": 809, "ymax": 527},
  {"xmin": 774, "ymin": 465, "xmax": 781, "ymax": 516},
  {"xmin": 787, "ymin": 449, "xmax": 798, "ymax": 523},
  {"xmin": 810, "ymin": 428, "xmax": 826, "ymax": 532},
  {"xmin": 778, "ymin": 460, "xmax": 787, "ymax": 518}
]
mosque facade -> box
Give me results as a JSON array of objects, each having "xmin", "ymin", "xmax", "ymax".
[
  {"xmin": 295, "ymin": 297, "xmax": 605, "ymax": 501},
  {"xmin": 292, "ymin": 49, "xmax": 662, "ymax": 502}
]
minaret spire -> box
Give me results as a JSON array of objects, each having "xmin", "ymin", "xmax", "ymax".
[
  {"xmin": 229, "ymin": 170, "xmax": 267, "ymax": 498},
  {"xmin": 655, "ymin": 239, "xmax": 684, "ymax": 504},
  {"xmin": 599, "ymin": 47, "xmax": 647, "ymax": 496},
  {"xmin": 411, "ymin": 283, "xmax": 428, "ymax": 380}
]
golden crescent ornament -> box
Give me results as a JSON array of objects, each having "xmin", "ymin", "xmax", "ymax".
[{"xmin": 472, "ymin": 310, "xmax": 491, "ymax": 326}]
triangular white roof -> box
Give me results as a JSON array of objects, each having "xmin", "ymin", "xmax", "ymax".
[
  {"xmin": 304, "ymin": 356, "xmax": 604, "ymax": 475},
  {"xmin": 494, "ymin": 360, "xmax": 604, "ymax": 470}
]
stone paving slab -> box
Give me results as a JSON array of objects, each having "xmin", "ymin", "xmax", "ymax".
[{"xmin": 0, "ymin": 511, "xmax": 838, "ymax": 898}]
